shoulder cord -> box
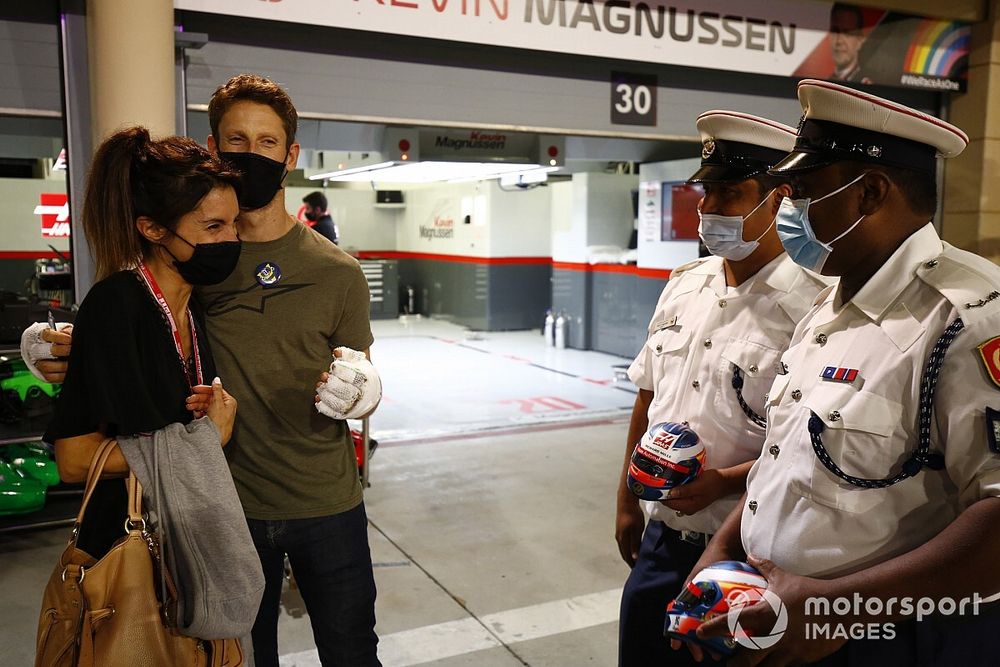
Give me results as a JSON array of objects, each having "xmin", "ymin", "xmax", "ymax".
[
  {"xmin": 732, "ymin": 366, "xmax": 768, "ymax": 428},
  {"xmin": 808, "ymin": 317, "xmax": 964, "ymax": 489}
]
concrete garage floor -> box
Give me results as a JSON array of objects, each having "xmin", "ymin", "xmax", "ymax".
[
  {"xmin": 281, "ymin": 422, "xmax": 628, "ymax": 666},
  {"xmin": 366, "ymin": 318, "xmax": 637, "ymax": 443},
  {"xmin": 0, "ymin": 319, "xmax": 638, "ymax": 666}
]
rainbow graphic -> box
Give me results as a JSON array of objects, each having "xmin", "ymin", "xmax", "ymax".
[{"xmin": 904, "ymin": 20, "xmax": 971, "ymax": 78}]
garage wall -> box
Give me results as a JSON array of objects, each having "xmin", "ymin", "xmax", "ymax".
[
  {"xmin": 0, "ymin": 176, "xmax": 70, "ymax": 293},
  {"xmin": 0, "ymin": 15, "xmax": 62, "ymax": 115},
  {"xmin": 387, "ymin": 181, "xmax": 553, "ymax": 330},
  {"xmin": 177, "ymin": 10, "xmax": 941, "ymax": 141},
  {"xmin": 283, "ymin": 186, "xmax": 398, "ymax": 253},
  {"xmin": 0, "ymin": 7, "xmax": 65, "ymax": 290},
  {"xmin": 176, "ymin": 12, "xmax": 828, "ymax": 141}
]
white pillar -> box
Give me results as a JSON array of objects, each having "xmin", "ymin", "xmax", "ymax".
[{"xmin": 87, "ymin": 0, "xmax": 175, "ymax": 142}]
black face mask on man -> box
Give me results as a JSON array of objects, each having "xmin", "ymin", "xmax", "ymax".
[
  {"xmin": 219, "ymin": 151, "xmax": 288, "ymax": 211},
  {"xmin": 164, "ymin": 231, "xmax": 242, "ymax": 286},
  {"xmin": 304, "ymin": 209, "xmax": 319, "ymax": 222}
]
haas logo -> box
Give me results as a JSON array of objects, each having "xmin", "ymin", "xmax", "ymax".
[
  {"xmin": 34, "ymin": 193, "xmax": 70, "ymax": 238},
  {"xmin": 652, "ymin": 431, "xmax": 679, "ymax": 449}
]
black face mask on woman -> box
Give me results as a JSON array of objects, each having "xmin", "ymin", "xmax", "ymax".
[
  {"xmin": 165, "ymin": 232, "xmax": 242, "ymax": 286},
  {"xmin": 219, "ymin": 151, "xmax": 288, "ymax": 211}
]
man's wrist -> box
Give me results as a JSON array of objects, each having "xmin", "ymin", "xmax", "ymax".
[
  {"xmin": 617, "ymin": 486, "xmax": 640, "ymax": 509},
  {"xmin": 719, "ymin": 462, "xmax": 751, "ymax": 496}
]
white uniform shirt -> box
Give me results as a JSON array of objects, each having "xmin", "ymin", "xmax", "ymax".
[
  {"xmin": 743, "ymin": 223, "xmax": 1000, "ymax": 577},
  {"xmin": 628, "ymin": 253, "xmax": 828, "ymax": 534}
]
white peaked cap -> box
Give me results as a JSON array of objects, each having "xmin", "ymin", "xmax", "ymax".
[
  {"xmin": 689, "ymin": 111, "xmax": 797, "ymax": 183},
  {"xmin": 771, "ymin": 79, "xmax": 968, "ymax": 174}
]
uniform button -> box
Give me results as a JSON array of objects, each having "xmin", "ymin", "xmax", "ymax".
[
  {"xmin": 769, "ymin": 444, "xmax": 780, "ymax": 458},
  {"xmin": 829, "ymin": 410, "xmax": 841, "ymax": 421},
  {"xmin": 748, "ymin": 500, "xmax": 758, "ymax": 514},
  {"xmin": 815, "ymin": 333, "xmax": 828, "ymax": 345},
  {"xmin": 719, "ymin": 299, "xmax": 727, "ymax": 308},
  {"xmin": 925, "ymin": 259, "xmax": 939, "ymax": 269},
  {"xmin": 749, "ymin": 364, "xmax": 758, "ymax": 374},
  {"xmin": 655, "ymin": 344, "xmax": 663, "ymax": 353},
  {"xmin": 704, "ymin": 338, "xmax": 712, "ymax": 349},
  {"xmin": 692, "ymin": 380, "xmax": 701, "ymax": 389},
  {"xmin": 791, "ymin": 389, "xmax": 802, "ymax": 400}
]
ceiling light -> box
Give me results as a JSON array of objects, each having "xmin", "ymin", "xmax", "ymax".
[
  {"xmin": 311, "ymin": 161, "xmax": 546, "ymax": 184},
  {"xmin": 497, "ymin": 167, "xmax": 559, "ymax": 187},
  {"xmin": 309, "ymin": 161, "xmax": 395, "ymax": 180}
]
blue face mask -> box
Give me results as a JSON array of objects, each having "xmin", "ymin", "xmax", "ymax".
[
  {"xmin": 776, "ymin": 172, "xmax": 868, "ymax": 273},
  {"xmin": 697, "ymin": 189, "xmax": 776, "ymax": 262}
]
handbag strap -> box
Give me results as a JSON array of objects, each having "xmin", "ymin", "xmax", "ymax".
[
  {"xmin": 82, "ymin": 437, "xmax": 117, "ymax": 493},
  {"xmin": 126, "ymin": 472, "xmax": 143, "ymax": 525},
  {"xmin": 72, "ymin": 438, "xmax": 120, "ymax": 541}
]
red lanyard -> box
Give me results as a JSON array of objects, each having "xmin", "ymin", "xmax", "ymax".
[{"xmin": 136, "ymin": 262, "xmax": 203, "ymax": 388}]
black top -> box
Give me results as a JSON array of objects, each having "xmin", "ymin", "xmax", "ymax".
[
  {"xmin": 46, "ymin": 270, "xmax": 216, "ymax": 557},
  {"xmin": 312, "ymin": 214, "xmax": 338, "ymax": 245}
]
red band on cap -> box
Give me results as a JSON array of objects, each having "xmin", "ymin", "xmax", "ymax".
[{"xmin": 798, "ymin": 79, "xmax": 969, "ymax": 146}]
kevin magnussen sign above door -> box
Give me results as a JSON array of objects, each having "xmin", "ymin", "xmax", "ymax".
[{"xmin": 175, "ymin": 0, "xmax": 970, "ymax": 92}]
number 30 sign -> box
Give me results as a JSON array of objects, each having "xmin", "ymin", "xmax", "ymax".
[{"xmin": 611, "ymin": 72, "xmax": 658, "ymax": 127}]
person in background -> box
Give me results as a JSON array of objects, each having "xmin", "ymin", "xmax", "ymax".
[{"xmin": 303, "ymin": 190, "xmax": 339, "ymax": 245}]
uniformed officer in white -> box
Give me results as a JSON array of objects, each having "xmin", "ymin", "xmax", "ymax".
[
  {"xmin": 693, "ymin": 80, "xmax": 1000, "ymax": 666},
  {"xmin": 616, "ymin": 111, "xmax": 829, "ymax": 667}
]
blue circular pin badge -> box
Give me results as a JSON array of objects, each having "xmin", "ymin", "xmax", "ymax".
[{"xmin": 255, "ymin": 262, "xmax": 281, "ymax": 287}]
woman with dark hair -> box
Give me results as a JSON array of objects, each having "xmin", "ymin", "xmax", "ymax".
[{"xmin": 45, "ymin": 126, "xmax": 242, "ymax": 560}]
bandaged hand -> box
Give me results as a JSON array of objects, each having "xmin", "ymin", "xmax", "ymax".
[
  {"xmin": 314, "ymin": 347, "xmax": 382, "ymax": 420},
  {"xmin": 21, "ymin": 321, "xmax": 73, "ymax": 383}
]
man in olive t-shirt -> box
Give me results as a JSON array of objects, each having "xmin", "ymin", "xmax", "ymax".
[
  {"xmin": 197, "ymin": 221, "xmax": 373, "ymax": 519},
  {"xmin": 198, "ymin": 76, "xmax": 382, "ymax": 667}
]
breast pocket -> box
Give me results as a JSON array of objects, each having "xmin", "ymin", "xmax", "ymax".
[
  {"xmin": 645, "ymin": 327, "xmax": 691, "ymax": 394},
  {"xmin": 720, "ymin": 338, "xmax": 784, "ymax": 427},
  {"xmin": 795, "ymin": 382, "xmax": 905, "ymax": 513}
]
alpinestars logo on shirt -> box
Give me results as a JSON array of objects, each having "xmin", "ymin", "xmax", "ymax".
[{"xmin": 204, "ymin": 281, "xmax": 311, "ymax": 317}]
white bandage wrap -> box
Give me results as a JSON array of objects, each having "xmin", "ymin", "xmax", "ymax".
[
  {"xmin": 20, "ymin": 321, "xmax": 70, "ymax": 383},
  {"xmin": 315, "ymin": 347, "xmax": 382, "ymax": 420}
]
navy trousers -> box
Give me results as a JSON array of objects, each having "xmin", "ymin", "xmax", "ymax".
[
  {"xmin": 619, "ymin": 519, "xmax": 723, "ymax": 667},
  {"xmin": 247, "ymin": 502, "xmax": 380, "ymax": 667}
]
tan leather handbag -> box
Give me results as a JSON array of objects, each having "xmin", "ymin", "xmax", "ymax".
[{"xmin": 35, "ymin": 438, "xmax": 244, "ymax": 667}]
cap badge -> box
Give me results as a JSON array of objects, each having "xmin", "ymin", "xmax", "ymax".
[
  {"xmin": 867, "ymin": 145, "xmax": 883, "ymax": 158},
  {"xmin": 702, "ymin": 139, "xmax": 716, "ymax": 159}
]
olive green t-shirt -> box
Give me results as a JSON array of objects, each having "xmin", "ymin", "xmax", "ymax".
[{"xmin": 196, "ymin": 222, "xmax": 374, "ymax": 520}]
